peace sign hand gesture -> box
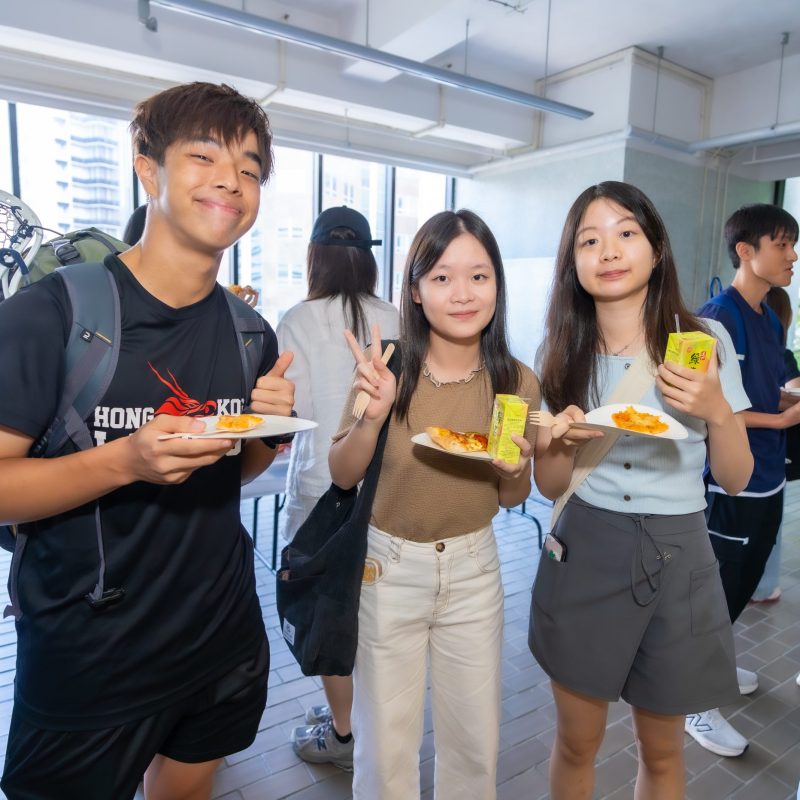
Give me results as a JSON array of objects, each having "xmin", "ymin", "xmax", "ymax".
[{"xmin": 344, "ymin": 323, "xmax": 396, "ymax": 425}]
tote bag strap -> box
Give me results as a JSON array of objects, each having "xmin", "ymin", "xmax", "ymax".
[
  {"xmin": 549, "ymin": 349, "xmax": 657, "ymax": 529},
  {"xmin": 349, "ymin": 339, "xmax": 401, "ymax": 525}
]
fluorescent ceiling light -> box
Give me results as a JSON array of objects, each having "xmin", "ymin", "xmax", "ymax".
[{"xmin": 148, "ymin": 0, "xmax": 593, "ymax": 120}]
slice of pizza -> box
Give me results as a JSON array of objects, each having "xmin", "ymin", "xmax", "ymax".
[
  {"xmin": 611, "ymin": 406, "xmax": 668, "ymax": 435},
  {"xmin": 426, "ymin": 426, "xmax": 488, "ymax": 453},
  {"xmin": 215, "ymin": 413, "xmax": 264, "ymax": 432}
]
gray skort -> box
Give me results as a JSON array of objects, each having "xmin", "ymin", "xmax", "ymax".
[{"xmin": 529, "ymin": 496, "xmax": 739, "ymax": 715}]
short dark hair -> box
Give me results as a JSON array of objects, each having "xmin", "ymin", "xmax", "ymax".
[
  {"xmin": 724, "ymin": 204, "xmax": 798, "ymax": 268},
  {"xmin": 395, "ymin": 209, "xmax": 520, "ymax": 420},
  {"xmin": 130, "ymin": 82, "xmax": 273, "ymax": 184},
  {"xmin": 123, "ymin": 204, "xmax": 147, "ymax": 246},
  {"xmin": 306, "ymin": 226, "xmax": 379, "ymax": 343}
]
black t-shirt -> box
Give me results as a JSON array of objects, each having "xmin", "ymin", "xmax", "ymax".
[{"xmin": 0, "ymin": 256, "xmax": 277, "ymax": 729}]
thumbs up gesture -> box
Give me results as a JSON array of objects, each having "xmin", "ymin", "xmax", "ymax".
[{"xmin": 250, "ymin": 351, "xmax": 295, "ymax": 417}]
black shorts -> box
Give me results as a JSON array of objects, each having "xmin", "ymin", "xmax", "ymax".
[
  {"xmin": 0, "ymin": 637, "xmax": 269, "ymax": 800},
  {"xmin": 705, "ymin": 488, "xmax": 783, "ymax": 622}
]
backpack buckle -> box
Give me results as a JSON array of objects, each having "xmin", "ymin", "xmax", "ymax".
[
  {"xmin": 52, "ymin": 238, "xmax": 82, "ymax": 265},
  {"xmin": 84, "ymin": 586, "xmax": 125, "ymax": 610}
]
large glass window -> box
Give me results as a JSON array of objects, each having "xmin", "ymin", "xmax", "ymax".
[
  {"xmin": 5, "ymin": 101, "xmax": 454, "ymax": 317},
  {"xmin": 16, "ymin": 103, "xmax": 134, "ymax": 240},
  {"xmin": 0, "ymin": 101, "xmax": 12, "ymax": 195},
  {"xmin": 392, "ymin": 168, "xmax": 448, "ymax": 304},
  {"xmin": 322, "ymin": 154, "xmax": 389, "ymax": 296},
  {"xmin": 237, "ymin": 146, "xmax": 315, "ymax": 327}
]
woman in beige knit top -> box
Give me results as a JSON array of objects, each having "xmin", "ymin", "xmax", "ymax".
[{"xmin": 330, "ymin": 209, "xmax": 540, "ymax": 800}]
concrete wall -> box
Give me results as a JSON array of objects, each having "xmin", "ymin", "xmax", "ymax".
[
  {"xmin": 454, "ymin": 144, "xmax": 626, "ymax": 259},
  {"xmin": 455, "ymin": 144, "xmax": 775, "ymax": 347},
  {"xmin": 622, "ymin": 148, "xmax": 774, "ymax": 308}
]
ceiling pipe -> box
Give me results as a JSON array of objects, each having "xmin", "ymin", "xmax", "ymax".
[
  {"xmin": 470, "ymin": 121, "xmax": 800, "ymax": 176},
  {"xmin": 689, "ymin": 120, "xmax": 800, "ymax": 152},
  {"xmin": 147, "ymin": 0, "xmax": 593, "ymax": 120}
]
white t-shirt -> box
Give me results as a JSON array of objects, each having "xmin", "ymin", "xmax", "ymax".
[{"xmin": 277, "ymin": 295, "xmax": 400, "ymax": 500}]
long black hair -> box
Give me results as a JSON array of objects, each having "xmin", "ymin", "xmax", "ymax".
[
  {"xmin": 395, "ymin": 209, "xmax": 520, "ymax": 420},
  {"xmin": 539, "ymin": 181, "xmax": 711, "ymax": 412},
  {"xmin": 306, "ymin": 227, "xmax": 379, "ymax": 344}
]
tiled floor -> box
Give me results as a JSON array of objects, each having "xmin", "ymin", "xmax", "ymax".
[{"xmin": 0, "ymin": 486, "xmax": 798, "ymax": 799}]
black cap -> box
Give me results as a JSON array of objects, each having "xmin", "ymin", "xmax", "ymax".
[{"xmin": 310, "ymin": 206, "xmax": 382, "ymax": 250}]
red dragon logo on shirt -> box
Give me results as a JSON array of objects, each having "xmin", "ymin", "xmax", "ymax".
[{"xmin": 148, "ymin": 363, "xmax": 217, "ymax": 416}]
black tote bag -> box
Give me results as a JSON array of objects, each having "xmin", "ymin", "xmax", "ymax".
[{"xmin": 275, "ymin": 341, "xmax": 399, "ymax": 676}]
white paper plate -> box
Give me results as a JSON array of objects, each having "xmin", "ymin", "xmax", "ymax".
[
  {"xmin": 411, "ymin": 431, "xmax": 493, "ymax": 460},
  {"xmin": 158, "ymin": 414, "xmax": 317, "ymax": 441},
  {"xmin": 783, "ymin": 387, "xmax": 800, "ymax": 396},
  {"xmin": 573, "ymin": 404, "xmax": 688, "ymax": 440}
]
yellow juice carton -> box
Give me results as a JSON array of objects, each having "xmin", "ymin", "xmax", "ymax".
[
  {"xmin": 487, "ymin": 394, "xmax": 529, "ymax": 464},
  {"xmin": 664, "ymin": 331, "xmax": 716, "ymax": 373}
]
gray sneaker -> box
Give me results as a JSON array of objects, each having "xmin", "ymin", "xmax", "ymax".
[
  {"xmin": 291, "ymin": 720, "xmax": 354, "ymax": 770},
  {"xmin": 304, "ymin": 704, "xmax": 332, "ymax": 725}
]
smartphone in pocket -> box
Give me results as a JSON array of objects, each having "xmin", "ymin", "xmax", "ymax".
[{"xmin": 543, "ymin": 532, "xmax": 568, "ymax": 562}]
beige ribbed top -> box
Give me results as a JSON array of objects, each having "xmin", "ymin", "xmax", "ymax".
[{"xmin": 334, "ymin": 362, "xmax": 540, "ymax": 542}]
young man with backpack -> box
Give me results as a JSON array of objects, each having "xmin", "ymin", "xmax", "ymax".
[
  {"xmin": 685, "ymin": 204, "xmax": 799, "ymax": 757},
  {"xmin": 0, "ymin": 82, "xmax": 294, "ymax": 800}
]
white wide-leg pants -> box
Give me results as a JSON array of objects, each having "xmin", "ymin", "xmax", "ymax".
[{"xmin": 352, "ymin": 523, "xmax": 504, "ymax": 800}]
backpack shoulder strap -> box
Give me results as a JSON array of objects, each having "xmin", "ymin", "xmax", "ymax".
[
  {"xmin": 223, "ymin": 289, "xmax": 267, "ymax": 393},
  {"xmin": 33, "ymin": 261, "xmax": 121, "ymax": 456},
  {"xmin": 7, "ymin": 262, "xmax": 123, "ymax": 622},
  {"xmin": 764, "ymin": 304, "xmax": 785, "ymax": 347},
  {"xmin": 77, "ymin": 229, "xmax": 124, "ymax": 255},
  {"xmin": 706, "ymin": 292, "xmax": 746, "ymax": 358}
]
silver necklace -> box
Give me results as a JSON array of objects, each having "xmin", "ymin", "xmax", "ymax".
[{"xmin": 606, "ymin": 336, "xmax": 639, "ymax": 357}]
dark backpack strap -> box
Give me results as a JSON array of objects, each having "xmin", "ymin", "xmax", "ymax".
[
  {"xmin": 4, "ymin": 525, "xmax": 26, "ymax": 620},
  {"xmin": 706, "ymin": 292, "xmax": 784, "ymax": 362},
  {"xmin": 223, "ymin": 289, "xmax": 266, "ymax": 393},
  {"xmin": 33, "ymin": 262, "xmax": 121, "ymax": 456},
  {"xmin": 6, "ymin": 262, "xmax": 124, "ymax": 620},
  {"xmin": 76, "ymin": 229, "xmax": 124, "ymax": 256},
  {"xmin": 764, "ymin": 305, "xmax": 785, "ymax": 348},
  {"xmin": 706, "ymin": 292, "xmax": 746, "ymax": 358}
]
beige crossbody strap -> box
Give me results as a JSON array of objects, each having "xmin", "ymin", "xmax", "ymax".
[{"xmin": 549, "ymin": 349, "xmax": 657, "ymax": 529}]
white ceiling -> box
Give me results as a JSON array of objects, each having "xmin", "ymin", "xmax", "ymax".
[
  {"xmin": 0, "ymin": 0, "xmax": 798, "ymax": 175},
  {"xmin": 285, "ymin": 0, "xmax": 800, "ymax": 81}
]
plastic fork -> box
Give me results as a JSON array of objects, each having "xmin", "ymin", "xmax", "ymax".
[
  {"xmin": 352, "ymin": 343, "xmax": 395, "ymax": 421},
  {"xmin": 528, "ymin": 410, "xmax": 559, "ymax": 428}
]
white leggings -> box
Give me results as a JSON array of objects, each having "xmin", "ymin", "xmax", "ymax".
[{"xmin": 352, "ymin": 524, "xmax": 504, "ymax": 800}]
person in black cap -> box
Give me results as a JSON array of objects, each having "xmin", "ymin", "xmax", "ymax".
[
  {"xmin": 277, "ymin": 205, "xmax": 399, "ymax": 770},
  {"xmin": 310, "ymin": 205, "xmax": 384, "ymax": 250}
]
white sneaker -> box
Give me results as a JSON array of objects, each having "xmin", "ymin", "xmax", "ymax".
[
  {"xmin": 685, "ymin": 708, "xmax": 748, "ymax": 757},
  {"xmin": 737, "ymin": 666, "xmax": 758, "ymax": 695}
]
